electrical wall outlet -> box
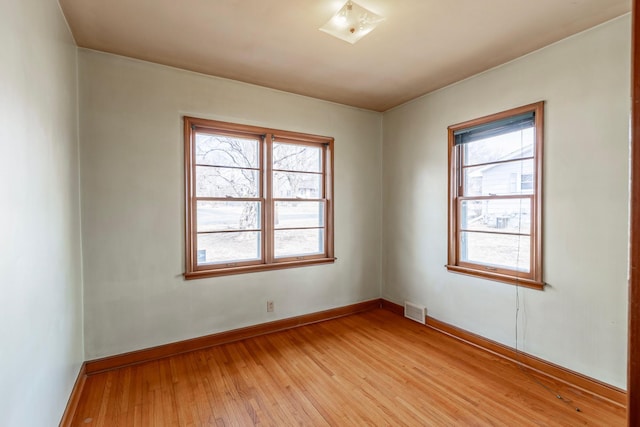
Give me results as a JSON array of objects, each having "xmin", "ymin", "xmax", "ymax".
[{"xmin": 267, "ymin": 300, "xmax": 274, "ymax": 312}]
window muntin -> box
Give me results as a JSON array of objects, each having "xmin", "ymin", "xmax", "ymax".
[
  {"xmin": 185, "ymin": 117, "xmax": 334, "ymax": 278},
  {"xmin": 447, "ymin": 102, "xmax": 544, "ymax": 289}
]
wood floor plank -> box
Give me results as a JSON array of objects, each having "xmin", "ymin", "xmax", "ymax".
[{"xmin": 72, "ymin": 309, "xmax": 625, "ymax": 426}]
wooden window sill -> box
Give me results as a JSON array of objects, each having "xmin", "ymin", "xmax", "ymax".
[
  {"xmin": 185, "ymin": 257, "xmax": 337, "ymax": 280},
  {"xmin": 445, "ymin": 264, "xmax": 545, "ymax": 290}
]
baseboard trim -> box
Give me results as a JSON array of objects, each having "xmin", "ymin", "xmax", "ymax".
[
  {"xmin": 59, "ymin": 363, "xmax": 87, "ymax": 427},
  {"xmin": 380, "ymin": 299, "xmax": 626, "ymax": 408},
  {"xmin": 380, "ymin": 298, "xmax": 405, "ymax": 316},
  {"xmin": 85, "ymin": 299, "xmax": 381, "ymax": 374}
]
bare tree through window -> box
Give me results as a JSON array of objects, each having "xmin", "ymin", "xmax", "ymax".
[{"xmin": 184, "ymin": 117, "xmax": 334, "ymax": 279}]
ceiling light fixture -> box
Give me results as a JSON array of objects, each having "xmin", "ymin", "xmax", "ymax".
[{"xmin": 319, "ymin": 1, "xmax": 385, "ymax": 44}]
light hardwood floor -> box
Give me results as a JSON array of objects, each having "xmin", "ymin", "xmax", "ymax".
[{"xmin": 71, "ymin": 309, "xmax": 624, "ymax": 426}]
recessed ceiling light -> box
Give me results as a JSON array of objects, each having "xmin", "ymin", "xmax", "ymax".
[{"xmin": 319, "ymin": 1, "xmax": 385, "ymax": 44}]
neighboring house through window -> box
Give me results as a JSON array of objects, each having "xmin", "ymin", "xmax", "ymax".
[
  {"xmin": 184, "ymin": 117, "xmax": 335, "ymax": 279},
  {"xmin": 446, "ymin": 102, "xmax": 544, "ymax": 289}
]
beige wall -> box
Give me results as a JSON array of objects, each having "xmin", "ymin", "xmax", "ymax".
[
  {"xmin": 78, "ymin": 50, "xmax": 383, "ymax": 359},
  {"xmin": 382, "ymin": 15, "xmax": 630, "ymax": 388},
  {"xmin": 0, "ymin": 0, "xmax": 83, "ymax": 424}
]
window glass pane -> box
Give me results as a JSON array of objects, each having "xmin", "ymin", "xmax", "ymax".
[
  {"xmin": 460, "ymin": 198, "xmax": 530, "ymax": 234},
  {"xmin": 197, "ymin": 201, "xmax": 261, "ymax": 232},
  {"xmin": 463, "ymin": 128, "xmax": 534, "ymax": 166},
  {"xmin": 463, "ymin": 159, "xmax": 534, "ymax": 196},
  {"xmin": 273, "ymin": 143, "xmax": 322, "ymax": 172},
  {"xmin": 275, "ymin": 201, "xmax": 325, "ymax": 229},
  {"xmin": 195, "ymin": 133, "xmax": 259, "ymax": 168},
  {"xmin": 273, "ymin": 171, "xmax": 321, "ymax": 199},
  {"xmin": 197, "ymin": 231, "xmax": 261, "ymax": 265},
  {"xmin": 196, "ymin": 166, "xmax": 259, "ymax": 198},
  {"xmin": 521, "ymin": 174, "xmax": 533, "ymax": 191},
  {"xmin": 274, "ymin": 229, "xmax": 324, "ymax": 258},
  {"xmin": 460, "ymin": 232, "xmax": 530, "ymax": 273}
]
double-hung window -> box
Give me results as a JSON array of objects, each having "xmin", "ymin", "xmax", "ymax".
[
  {"xmin": 184, "ymin": 117, "xmax": 334, "ymax": 279},
  {"xmin": 446, "ymin": 102, "xmax": 544, "ymax": 289}
]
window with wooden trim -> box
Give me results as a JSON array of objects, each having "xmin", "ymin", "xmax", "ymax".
[
  {"xmin": 184, "ymin": 117, "xmax": 334, "ymax": 279},
  {"xmin": 446, "ymin": 102, "xmax": 544, "ymax": 289}
]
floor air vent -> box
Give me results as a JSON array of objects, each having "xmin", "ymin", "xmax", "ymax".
[{"xmin": 404, "ymin": 301, "xmax": 426, "ymax": 324}]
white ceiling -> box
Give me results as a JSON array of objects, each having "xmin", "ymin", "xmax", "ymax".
[{"xmin": 59, "ymin": 0, "xmax": 631, "ymax": 112}]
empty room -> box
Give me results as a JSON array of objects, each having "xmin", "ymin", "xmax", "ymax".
[{"xmin": 2, "ymin": 0, "xmax": 640, "ymax": 425}]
